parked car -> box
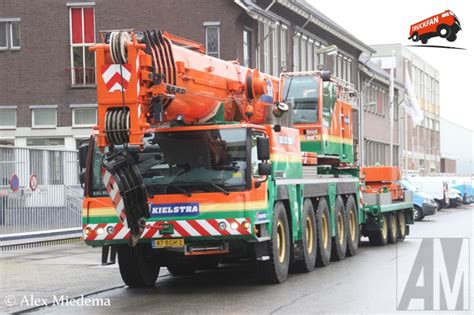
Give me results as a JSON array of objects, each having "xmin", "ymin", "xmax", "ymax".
[
  {"xmin": 448, "ymin": 187, "xmax": 463, "ymax": 207},
  {"xmin": 401, "ymin": 179, "xmax": 437, "ymax": 221},
  {"xmin": 408, "ymin": 177, "xmax": 449, "ymax": 209},
  {"xmin": 444, "ymin": 177, "xmax": 472, "ymax": 204}
]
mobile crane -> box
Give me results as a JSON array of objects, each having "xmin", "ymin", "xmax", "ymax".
[{"xmin": 79, "ymin": 30, "xmax": 414, "ymax": 286}]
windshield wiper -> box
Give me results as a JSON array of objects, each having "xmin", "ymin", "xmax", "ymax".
[
  {"xmin": 195, "ymin": 181, "xmax": 230, "ymax": 195},
  {"xmin": 168, "ymin": 184, "xmax": 192, "ymax": 197}
]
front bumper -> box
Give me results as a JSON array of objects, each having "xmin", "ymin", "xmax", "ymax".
[
  {"xmin": 421, "ymin": 202, "xmax": 437, "ymax": 216},
  {"xmin": 83, "ymin": 218, "xmax": 255, "ymax": 246}
]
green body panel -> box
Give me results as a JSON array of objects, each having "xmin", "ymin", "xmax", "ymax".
[{"xmin": 301, "ymin": 140, "xmax": 353, "ymax": 164}]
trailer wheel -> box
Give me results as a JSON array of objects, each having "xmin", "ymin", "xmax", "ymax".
[
  {"xmin": 118, "ymin": 244, "xmax": 159, "ymax": 287},
  {"xmin": 387, "ymin": 212, "xmax": 398, "ymax": 244},
  {"xmin": 397, "ymin": 211, "xmax": 406, "ymax": 241},
  {"xmin": 346, "ymin": 195, "xmax": 359, "ymax": 256},
  {"xmin": 316, "ymin": 198, "xmax": 332, "ymax": 266},
  {"xmin": 294, "ymin": 199, "xmax": 317, "ymax": 273},
  {"xmin": 167, "ymin": 263, "xmax": 196, "ymax": 276},
  {"xmin": 331, "ymin": 196, "xmax": 347, "ymax": 261},
  {"xmin": 411, "ymin": 32, "xmax": 419, "ymax": 41},
  {"xmin": 257, "ymin": 202, "xmax": 290, "ymax": 283},
  {"xmin": 421, "ymin": 38, "xmax": 428, "ymax": 44},
  {"xmin": 368, "ymin": 214, "xmax": 388, "ymax": 246}
]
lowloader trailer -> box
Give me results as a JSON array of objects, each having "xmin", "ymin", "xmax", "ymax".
[{"xmin": 79, "ymin": 30, "xmax": 413, "ymax": 286}]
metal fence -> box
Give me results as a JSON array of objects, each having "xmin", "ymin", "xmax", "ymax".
[{"xmin": 0, "ymin": 146, "xmax": 83, "ymax": 235}]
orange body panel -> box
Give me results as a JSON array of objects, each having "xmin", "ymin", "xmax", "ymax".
[{"xmin": 361, "ymin": 166, "xmax": 403, "ymax": 200}]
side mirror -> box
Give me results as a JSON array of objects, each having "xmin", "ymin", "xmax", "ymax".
[
  {"xmin": 78, "ymin": 140, "xmax": 89, "ymax": 169},
  {"xmin": 257, "ymin": 137, "xmax": 270, "ymax": 161},
  {"xmin": 258, "ymin": 163, "xmax": 272, "ymax": 176},
  {"xmin": 321, "ymin": 70, "xmax": 331, "ymax": 82}
]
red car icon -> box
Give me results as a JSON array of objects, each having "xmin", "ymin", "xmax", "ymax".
[{"xmin": 408, "ymin": 10, "xmax": 461, "ymax": 44}]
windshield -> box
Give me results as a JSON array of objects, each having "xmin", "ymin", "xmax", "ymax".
[
  {"xmin": 91, "ymin": 128, "xmax": 248, "ymax": 196},
  {"xmin": 401, "ymin": 180, "xmax": 419, "ymax": 192},
  {"xmin": 282, "ymin": 75, "xmax": 319, "ymax": 124}
]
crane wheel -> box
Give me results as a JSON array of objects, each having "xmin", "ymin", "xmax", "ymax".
[
  {"xmin": 331, "ymin": 196, "xmax": 347, "ymax": 261},
  {"xmin": 368, "ymin": 214, "xmax": 388, "ymax": 246},
  {"xmin": 118, "ymin": 244, "xmax": 159, "ymax": 287},
  {"xmin": 316, "ymin": 198, "xmax": 332, "ymax": 267},
  {"xmin": 257, "ymin": 202, "xmax": 290, "ymax": 284},
  {"xmin": 294, "ymin": 199, "xmax": 317, "ymax": 273},
  {"xmin": 346, "ymin": 195, "xmax": 359, "ymax": 256},
  {"xmin": 397, "ymin": 211, "xmax": 407, "ymax": 241},
  {"xmin": 387, "ymin": 212, "xmax": 398, "ymax": 244}
]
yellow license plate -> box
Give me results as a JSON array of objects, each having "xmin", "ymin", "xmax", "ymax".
[{"xmin": 152, "ymin": 238, "xmax": 184, "ymax": 248}]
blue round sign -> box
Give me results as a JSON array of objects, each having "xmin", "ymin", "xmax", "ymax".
[{"xmin": 10, "ymin": 174, "xmax": 19, "ymax": 192}]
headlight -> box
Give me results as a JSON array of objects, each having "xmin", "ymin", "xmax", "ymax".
[{"xmin": 423, "ymin": 198, "xmax": 433, "ymax": 204}]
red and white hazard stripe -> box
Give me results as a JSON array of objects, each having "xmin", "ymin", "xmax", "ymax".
[
  {"xmin": 101, "ymin": 167, "xmax": 127, "ymax": 226},
  {"xmin": 83, "ymin": 218, "xmax": 251, "ymax": 241},
  {"xmin": 101, "ymin": 64, "xmax": 132, "ymax": 92}
]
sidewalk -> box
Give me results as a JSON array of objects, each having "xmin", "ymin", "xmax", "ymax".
[{"xmin": 0, "ymin": 243, "xmax": 123, "ymax": 313}]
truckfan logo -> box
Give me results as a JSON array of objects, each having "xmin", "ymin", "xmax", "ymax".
[
  {"xmin": 408, "ymin": 10, "xmax": 461, "ymax": 46},
  {"xmin": 150, "ymin": 202, "xmax": 200, "ymax": 217},
  {"xmin": 397, "ymin": 238, "xmax": 470, "ymax": 311}
]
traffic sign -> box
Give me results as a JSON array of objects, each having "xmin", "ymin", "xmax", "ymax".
[
  {"xmin": 29, "ymin": 174, "xmax": 38, "ymax": 191},
  {"xmin": 10, "ymin": 174, "xmax": 19, "ymax": 192}
]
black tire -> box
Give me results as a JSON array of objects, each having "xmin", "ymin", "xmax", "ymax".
[
  {"xmin": 331, "ymin": 196, "xmax": 347, "ymax": 261},
  {"xmin": 447, "ymin": 34, "xmax": 457, "ymax": 42},
  {"xmin": 413, "ymin": 206, "xmax": 424, "ymax": 221},
  {"xmin": 118, "ymin": 244, "xmax": 159, "ymax": 287},
  {"xmin": 346, "ymin": 195, "xmax": 359, "ymax": 256},
  {"xmin": 387, "ymin": 212, "xmax": 398, "ymax": 244},
  {"xmin": 397, "ymin": 211, "xmax": 407, "ymax": 241},
  {"xmin": 294, "ymin": 199, "xmax": 317, "ymax": 273},
  {"xmin": 167, "ymin": 263, "xmax": 196, "ymax": 276},
  {"xmin": 421, "ymin": 38, "xmax": 428, "ymax": 44},
  {"xmin": 368, "ymin": 214, "xmax": 388, "ymax": 246},
  {"xmin": 257, "ymin": 202, "xmax": 290, "ymax": 283},
  {"xmin": 315, "ymin": 198, "xmax": 332, "ymax": 266},
  {"xmin": 411, "ymin": 32, "xmax": 419, "ymax": 42},
  {"xmin": 437, "ymin": 24, "xmax": 451, "ymax": 38}
]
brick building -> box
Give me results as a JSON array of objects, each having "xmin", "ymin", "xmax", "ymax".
[{"xmin": 0, "ymin": 0, "xmax": 372, "ymax": 150}]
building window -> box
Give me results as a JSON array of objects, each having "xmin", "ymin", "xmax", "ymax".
[
  {"xmin": 243, "ymin": 29, "xmax": 251, "ymax": 67},
  {"xmin": 49, "ymin": 151, "xmax": 64, "ymax": 185},
  {"xmin": 272, "ymin": 24, "xmax": 279, "ymax": 76},
  {"xmin": 263, "ymin": 23, "xmax": 270, "ymax": 74},
  {"xmin": 280, "ymin": 26, "xmax": 287, "ymax": 72},
  {"xmin": 301, "ymin": 36, "xmax": 307, "ymax": 71},
  {"xmin": 27, "ymin": 138, "xmax": 65, "ymax": 147},
  {"xmin": 72, "ymin": 107, "xmax": 97, "ymax": 127},
  {"xmin": 32, "ymin": 108, "xmax": 57, "ymax": 128},
  {"xmin": 307, "ymin": 40, "xmax": 314, "ymax": 70},
  {"xmin": 204, "ymin": 22, "xmax": 220, "ymax": 58},
  {"xmin": 0, "ymin": 109, "xmax": 16, "ymax": 129},
  {"xmin": 69, "ymin": 7, "xmax": 95, "ymax": 86},
  {"xmin": 0, "ymin": 19, "xmax": 21, "ymax": 50},
  {"xmin": 293, "ymin": 34, "xmax": 300, "ymax": 71}
]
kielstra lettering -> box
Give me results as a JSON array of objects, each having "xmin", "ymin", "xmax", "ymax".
[
  {"xmin": 150, "ymin": 203, "xmax": 200, "ymax": 216},
  {"xmin": 411, "ymin": 16, "xmax": 439, "ymax": 32}
]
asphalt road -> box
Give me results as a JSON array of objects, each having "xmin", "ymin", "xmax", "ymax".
[{"xmin": 3, "ymin": 205, "xmax": 473, "ymax": 314}]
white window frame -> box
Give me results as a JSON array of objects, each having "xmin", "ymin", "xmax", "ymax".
[
  {"xmin": 301, "ymin": 35, "xmax": 307, "ymax": 71},
  {"xmin": 69, "ymin": 6, "xmax": 96, "ymax": 86},
  {"xmin": 0, "ymin": 106, "xmax": 17, "ymax": 129},
  {"xmin": 71, "ymin": 104, "xmax": 97, "ymax": 127},
  {"xmin": 204, "ymin": 22, "xmax": 220, "ymax": 59},
  {"xmin": 243, "ymin": 28, "xmax": 251, "ymax": 68},
  {"xmin": 31, "ymin": 106, "xmax": 58, "ymax": 129},
  {"xmin": 0, "ymin": 18, "xmax": 21, "ymax": 50},
  {"xmin": 307, "ymin": 39, "xmax": 314, "ymax": 70}
]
